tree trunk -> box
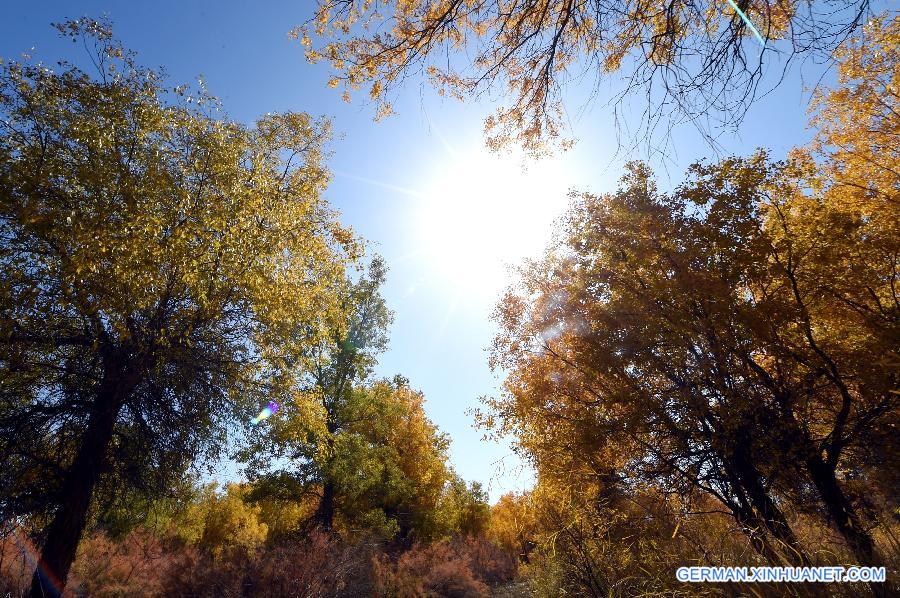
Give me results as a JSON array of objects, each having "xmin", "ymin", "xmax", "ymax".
[
  {"xmin": 738, "ymin": 468, "xmax": 807, "ymax": 565},
  {"xmin": 28, "ymin": 358, "xmax": 135, "ymax": 598},
  {"xmin": 722, "ymin": 469, "xmax": 787, "ymax": 566},
  {"xmin": 735, "ymin": 509, "xmax": 784, "ymax": 566},
  {"xmin": 771, "ymin": 392, "xmax": 880, "ymax": 569},
  {"xmin": 729, "ymin": 440, "xmax": 808, "ymax": 566},
  {"xmin": 313, "ymin": 418, "xmax": 338, "ymax": 533},
  {"xmin": 805, "ymin": 456, "xmax": 878, "ymax": 566},
  {"xmin": 314, "ymin": 479, "xmax": 335, "ymax": 531}
]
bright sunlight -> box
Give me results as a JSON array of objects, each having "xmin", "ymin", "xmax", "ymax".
[{"xmin": 416, "ymin": 148, "xmax": 572, "ymax": 299}]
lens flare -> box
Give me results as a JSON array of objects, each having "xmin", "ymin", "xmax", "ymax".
[
  {"xmin": 725, "ymin": 0, "xmax": 766, "ymax": 46},
  {"xmin": 250, "ymin": 401, "xmax": 280, "ymax": 425},
  {"xmin": 8, "ymin": 527, "xmax": 68, "ymax": 596}
]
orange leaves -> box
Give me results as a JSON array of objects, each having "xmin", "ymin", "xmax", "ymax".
[
  {"xmin": 297, "ymin": 0, "xmax": 863, "ymax": 154},
  {"xmin": 808, "ymin": 14, "xmax": 899, "ymax": 219}
]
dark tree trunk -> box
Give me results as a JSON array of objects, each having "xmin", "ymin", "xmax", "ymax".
[
  {"xmin": 313, "ymin": 419, "xmax": 338, "ymax": 533},
  {"xmin": 734, "ymin": 508, "xmax": 784, "ymax": 566},
  {"xmin": 737, "ymin": 466, "xmax": 807, "ymax": 565},
  {"xmin": 314, "ymin": 479, "xmax": 335, "ymax": 531},
  {"xmin": 770, "ymin": 395, "xmax": 884, "ymax": 595},
  {"xmin": 805, "ymin": 456, "xmax": 878, "ymax": 566},
  {"xmin": 729, "ymin": 439, "xmax": 808, "ymax": 566},
  {"xmin": 724, "ymin": 470, "xmax": 787, "ymax": 566},
  {"xmin": 27, "ymin": 357, "xmax": 135, "ymax": 598},
  {"xmin": 776, "ymin": 400, "xmax": 880, "ymax": 568}
]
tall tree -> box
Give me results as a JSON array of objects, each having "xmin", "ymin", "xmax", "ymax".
[
  {"xmin": 241, "ymin": 262, "xmax": 453, "ymax": 543},
  {"xmin": 482, "ymin": 151, "xmax": 896, "ymax": 569},
  {"xmin": 759, "ymin": 15, "xmax": 899, "ymax": 562},
  {"xmin": 0, "ymin": 19, "xmax": 357, "ymax": 597},
  {"xmin": 241, "ymin": 257, "xmax": 392, "ymax": 532},
  {"xmin": 298, "ymin": 0, "xmax": 871, "ymax": 153},
  {"xmin": 243, "ymin": 375, "xmax": 455, "ymax": 542}
]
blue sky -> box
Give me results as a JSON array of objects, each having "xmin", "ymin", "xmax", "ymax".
[{"xmin": 1, "ymin": 1, "xmax": 844, "ymax": 500}]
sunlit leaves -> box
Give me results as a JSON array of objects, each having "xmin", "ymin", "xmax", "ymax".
[
  {"xmin": 482, "ymin": 144, "xmax": 896, "ymax": 564},
  {"xmin": 298, "ymin": 0, "xmax": 868, "ymax": 154},
  {"xmin": 0, "ymin": 17, "xmax": 357, "ymax": 532}
]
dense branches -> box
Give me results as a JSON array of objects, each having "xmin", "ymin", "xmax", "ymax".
[
  {"xmin": 0, "ymin": 19, "xmax": 357, "ymax": 596},
  {"xmin": 480, "ymin": 23, "xmax": 898, "ymax": 583},
  {"xmin": 301, "ymin": 0, "xmax": 872, "ymax": 153}
]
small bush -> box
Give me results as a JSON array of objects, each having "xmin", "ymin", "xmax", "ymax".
[
  {"xmin": 450, "ymin": 536, "xmax": 518, "ymax": 586},
  {"xmin": 250, "ymin": 530, "xmax": 374, "ymax": 597},
  {"xmin": 70, "ymin": 529, "xmax": 173, "ymax": 597},
  {"xmin": 0, "ymin": 530, "xmax": 33, "ymax": 596},
  {"xmin": 373, "ymin": 540, "xmax": 489, "ymax": 598},
  {"xmin": 159, "ymin": 529, "xmax": 374, "ymax": 597},
  {"xmin": 158, "ymin": 545, "xmax": 248, "ymax": 597}
]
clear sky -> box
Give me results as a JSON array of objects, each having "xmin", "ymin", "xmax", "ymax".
[{"xmin": 0, "ymin": 1, "xmax": 843, "ymax": 500}]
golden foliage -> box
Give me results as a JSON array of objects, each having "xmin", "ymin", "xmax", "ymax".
[{"xmin": 298, "ymin": 0, "xmax": 864, "ymax": 153}]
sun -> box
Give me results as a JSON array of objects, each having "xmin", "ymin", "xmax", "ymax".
[{"xmin": 415, "ymin": 148, "xmax": 572, "ymax": 301}]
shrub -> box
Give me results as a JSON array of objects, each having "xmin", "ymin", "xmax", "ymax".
[
  {"xmin": 450, "ymin": 536, "xmax": 517, "ymax": 586},
  {"xmin": 373, "ymin": 540, "xmax": 489, "ymax": 598},
  {"xmin": 250, "ymin": 530, "xmax": 374, "ymax": 597},
  {"xmin": 159, "ymin": 529, "xmax": 374, "ymax": 597},
  {"xmin": 0, "ymin": 530, "xmax": 33, "ymax": 597},
  {"xmin": 158, "ymin": 546, "xmax": 248, "ymax": 598},
  {"xmin": 70, "ymin": 529, "xmax": 172, "ymax": 597}
]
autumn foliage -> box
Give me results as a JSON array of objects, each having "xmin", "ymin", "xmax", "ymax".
[
  {"xmin": 0, "ymin": 9, "xmax": 898, "ymax": 598},
  {"xmin": 475, "ymin": 15, "xmax": 899, "ymax": 597},
  {"xmin": 301, "ymin": 0, "xmax": 872, "ymax": 152}
]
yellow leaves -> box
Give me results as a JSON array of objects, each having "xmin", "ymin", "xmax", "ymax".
[
  {"xmin": 373, "ymin": 101, "xmax": 394, "ymax": 121},
  {"xmin": 1, "ymin": 21, "xmax": 360, "ymax": 428},
  {"xmin": 808, "ymin": 13, "xmax": 899, "ymax": 222},
  {"xmin": 369, "ymin": 79, "xmax": 382, "ymax": 99},
  {"xmin": 290, "ymin": 26, "xmax": 313, "ymax": 48},
  {"xmin": 198, "ymin": 483, "xmax": 269, "ymax": 557}
]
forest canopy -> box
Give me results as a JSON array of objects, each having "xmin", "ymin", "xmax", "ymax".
[
  {"xmin": 0, "ymin": 8, "xmax": 897, "ymax": 598},
  {"xmin": 299, "ymin": 0, "xmax": 874, "ymax": 153}
]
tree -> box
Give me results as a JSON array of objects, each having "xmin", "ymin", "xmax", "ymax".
[
  {"xmin": 348, "ymin": 378, "xmax": 455, "ymax": 543},
  {"xmin": 765, "ymin": 15, "xmax": 898, "ymax": 563},
  {"xmin": 488, "ymin": 492, "xmax": 536, "ymax": 562},
  {"xmin": 438, "ymin": 475, "xmax": 491, "ymax": 538},
  {"xmin": 800, "ymin": 14, "xmax": 899, "ymax": 511},
  {"xmin": 244, "ymin": 375, "xmax": 456, "ymax": 542},
  {"xmin": 306, "ymin": 258, "xmax": 394, "ymax": 532},
  {"xmin": 0, "ymin": 19, "xmax": 357, "ymax": 597},
  {"xmin": 299, "ymin": 0, "xmax": 871, "ymax": 154},
  {"xmin": 198, "ymin": 484, "xmax": 269, "ymax": 558},
  {"xmin": 481, "ymin": 150, "xmax": 896, "ymax": 570},
  {"xmin": 240, "ymin": 257, "xmax": 392, "ymax": 532},
  {"xmin": 241, "ymin": 261, "xmax": 454, "ymax": 542}
]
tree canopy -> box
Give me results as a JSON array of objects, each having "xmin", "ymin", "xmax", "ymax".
[
  {"xmin": 299, "ymin": 0, "xmax": 873, "ymax": 153},
  {"xmin": 478, "ymin": 18, "xmax": 898, "ymax": 587},
  {"xmin": 0, "ymin": 18, "xmax": 357, "ymax": 596}
]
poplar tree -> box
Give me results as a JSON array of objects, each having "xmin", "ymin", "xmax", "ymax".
[{"xmin": 0, "ymin": 19, "xmax": 357, "ymax": 596}]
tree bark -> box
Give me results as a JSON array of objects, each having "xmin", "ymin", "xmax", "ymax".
[
  {"xmin": 774, "ymin": 396, "xmax": 881, "ymax": 568},
  {"xmin": 725, "ymin": 431, "xmax": 809, "ymax": 566},
  {"xmin": 805, "ymin": 456, "xmax": 878, "ymax": 566},
  {"xmin": 27, "ymin": 356, "xmax": 136, "ymax": 598},
  {"xmin": 734, "ymin": 508, "xmax": 784, "ymax": 566},
  {"xmin": 314, "ymin": 479, "xmax": 335, "ymax": 531},
  {"xmin": 733, "ymin": 454, "xmax": 808, "ymax": 565}
]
